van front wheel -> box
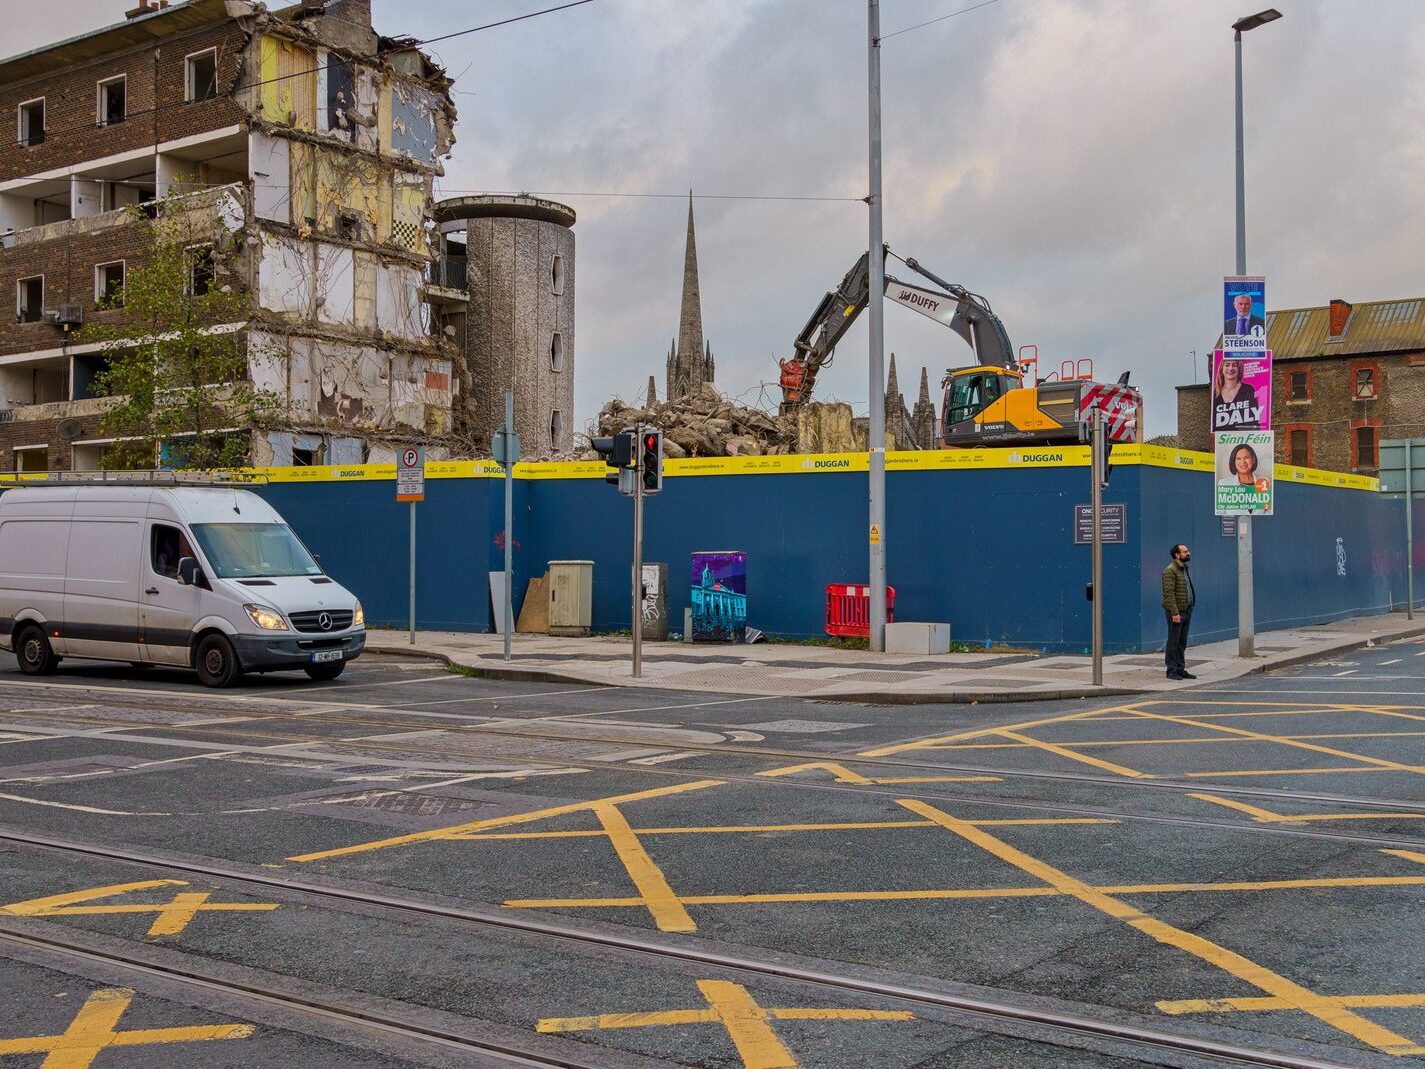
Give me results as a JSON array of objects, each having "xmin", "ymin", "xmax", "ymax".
[
  {"xmin": 195, "ymin": 634, "xmax": 243, "ymax": 688},
  {"xmin": 15, "ymin": 625, "xmax": 59, "ymax": 676},
  {"xmin": 304, "ymin": 661, "xmax": 345, "ymax": 682}
]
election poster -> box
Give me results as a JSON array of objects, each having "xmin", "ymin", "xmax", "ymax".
[
  {"xmin": 1215, "ymin": 430, "xmax": 1274, "ymax": 516},
  {"xmin": 1210, "ymin": 349, "xmax": 1272, "ymax": 431},
  {"xmin": 1223, "ymin": 276, "xmax": 1267, "ymax": 351}
]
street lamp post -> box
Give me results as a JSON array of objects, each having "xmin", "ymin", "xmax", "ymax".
[
  {"xmin": 867, "ymin": 0, "xmax": 887, "ymax": 652},
  {"xmin": 1231, "ymin": 7, "xmax": 1280, "ymax": 660}
]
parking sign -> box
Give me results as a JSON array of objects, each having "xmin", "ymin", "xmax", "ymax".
[{"xmin": 397, "ymin": 447, "xmax": 425, "ymax": 502}]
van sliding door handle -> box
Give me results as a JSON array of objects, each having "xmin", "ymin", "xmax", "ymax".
[{"xmin": 145, "ymin": 587, "xmax": 160, "ymax": 595}]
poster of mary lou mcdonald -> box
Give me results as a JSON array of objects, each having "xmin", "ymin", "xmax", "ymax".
[{"xmin": 1215, "ymin": 430, "xmax": 1274, "ymax": 516}]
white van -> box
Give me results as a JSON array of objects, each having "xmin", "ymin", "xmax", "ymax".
[{"xmin": 0, "ymin": 480, "xmax": 364, "ymax": 687}]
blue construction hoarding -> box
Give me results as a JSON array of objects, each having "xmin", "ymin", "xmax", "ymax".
[{"xmin": 244, "ymin": 445, "xmax": 1416, "ymax": 654}]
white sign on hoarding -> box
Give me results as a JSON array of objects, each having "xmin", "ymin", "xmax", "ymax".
[
  {"xmin": 1215, "ymin": 430, "xmax": 1274, "ymax": 516},
  {"xmin": 397, "ymin": 446, "xmax": 425, "ymax": 502}
]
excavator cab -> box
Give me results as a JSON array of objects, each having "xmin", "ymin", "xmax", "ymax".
[{"xmin": 943, "ymin": 366, "xmax": 1019, "ymax": 430}]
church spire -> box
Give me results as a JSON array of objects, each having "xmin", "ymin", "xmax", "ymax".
[{"xmin": 667, "ymin": 192, "xmax": 715, "ymax": 401}]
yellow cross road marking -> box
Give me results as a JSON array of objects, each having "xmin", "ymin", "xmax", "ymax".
[
  {"xmin": 504, "ymin": 871, "xmax": 1425, "ymax": 910},
  {"xmin": 0, "ymin": 988, "xmax": 253, "ymax": 1068},
  {"xmin": 941, "ymin": 731, "xmax": 1425, "ymax": 750},
  {"xmin": 536, "ymin": 980, "xmax": 913, "ymax": 1069},
  {"xmin": 593, "ymin": 803, "xmax": 695, "ymax": 932},
  {"xmin": 457, "ymin": 816, "xmax": 1113, "ymax": 841},
  {"xmin": 1383, "ymin": 849, "xmax": 1425, "ymax": 866},
  {"xmin": 2, "ymin": 881, "xmax": 278, "ymax": 937},
  {"xmin": 1160, "ymin": 993, "xmax": 1425, "ymax": 1015},
  {"xmin": 1124, "ymin": 707, "xmax": 1425, "ymax": 777},
  {"xmin": 858, "ymin": 705, "xmax": 1129, "ymax": 757},
  {"xmin": 1192, "ymin": 793, "xmax": 1425, "ymax": 824},
  {"xmin": 898, "ymin": 797, "xmax": 1425, "ymax": 1056},
  {"xmin": 286, "ymin": 779, "xmax": 725, "ymax": 862},
  {"xmin": 755, "ymin": 761, "xmax": 997, "ymax": 785},
  {"xmin": 993, "ymin": 729, "xmax": 1148, "ymax": 778}
]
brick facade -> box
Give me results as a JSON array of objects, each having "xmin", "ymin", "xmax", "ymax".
[
  {"xmin": 0, "ymin": 22, "xmax": 244, "ymax": 185},
  {"xmin": 1176, "ymin": 300, "xmax": 1425, "ymax": 475}
]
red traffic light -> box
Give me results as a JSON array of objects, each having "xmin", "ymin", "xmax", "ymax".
[{"xmin": 644, "ymin": 434, "xmax": 657, "ymax": 451}]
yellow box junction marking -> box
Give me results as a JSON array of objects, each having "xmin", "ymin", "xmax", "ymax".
[
  {"xmin": 537, "ymin": 979, "xmax": 913, "ymax": 1069},
  {"xmin": 1192, "ymin": 793, "xmax": 1425, "ymax": 825},
  {"xmin": 0, "ymin": 987, "xmax": 253, "ymax": 1068},
  {"xmin": 2, "ymin": 880, "xmax": 278, "ymax": 937},
  {"xmin": 755, "ymin": 761, "xmax": 1000, "ymax": 785},
  {"xmin": 899, "ymin": 797, "xmax": 1425, "ymax": 1056}
]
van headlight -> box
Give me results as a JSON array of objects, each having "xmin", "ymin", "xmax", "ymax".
[
  {"xmin": 244, "ymin": 604, "xmax": 289, "ymax": 631},
  {"xmin": 353, "ymin": 602, "xmax": 365, "ymax": 628}
]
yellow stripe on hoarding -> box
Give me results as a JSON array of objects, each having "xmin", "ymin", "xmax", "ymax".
[{"xmin": 246, "ymin": 445, "xmax": 1377, "ymax": 491}]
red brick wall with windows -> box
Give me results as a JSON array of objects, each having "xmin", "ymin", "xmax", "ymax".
[{"xmin": 0, "ymin": 20, "xmax": 245, "ymax": 183}]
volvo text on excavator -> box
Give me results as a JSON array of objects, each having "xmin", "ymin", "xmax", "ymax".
[{"xmin": 777, "ymin": 246, "xmax": 1142, "ymax": 447}]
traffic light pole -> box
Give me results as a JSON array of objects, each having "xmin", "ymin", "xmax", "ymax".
[
  {"xmin": 1091, "ymin": 410, "xmax": 1105, "ymax": 687},
  {"xmin": 631, "ymin": 422, "xmax": 645, "ymax": 679}
]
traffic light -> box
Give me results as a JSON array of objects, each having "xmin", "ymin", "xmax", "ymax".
[
  {"xmin": 593, "ymin": 430, "xmax": 637, "ymax": 492},
  {"xmin": 640, "ymin": 429, "xmax": 663, "ymax": 493}
]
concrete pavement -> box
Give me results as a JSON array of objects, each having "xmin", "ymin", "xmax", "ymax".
[{"xmin": 367, "ymin": 611, "xmax": 1425, "ymax": 704}]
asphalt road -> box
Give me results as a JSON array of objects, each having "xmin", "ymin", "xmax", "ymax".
[{"xmin": 0, "ymin": 640, "xmax": 1423, "ymax": 1068}]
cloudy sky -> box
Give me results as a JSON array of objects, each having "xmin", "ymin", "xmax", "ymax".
[{"xmin": 11, "ymin": 0, "xmax": 1425, "ymax": 438}]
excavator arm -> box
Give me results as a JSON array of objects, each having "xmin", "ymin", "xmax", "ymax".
[{"xmin": 779, "ymin": 247, "xmax": 1014, "ymax": 408}]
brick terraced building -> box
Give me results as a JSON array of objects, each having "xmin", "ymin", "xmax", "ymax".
[
  {"xmin": 0, "ymin": 0, "xmax": 457, "ymax": 471},
  {"xmin": 1177, "ymin": 296, "xmax": 1425, "ymax": 474}
]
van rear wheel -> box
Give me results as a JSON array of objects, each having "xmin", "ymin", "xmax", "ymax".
[
  {"xmin": 194, "ymin": 634, "xmax": 243, "ymax": 688},
  {"xmin": 15, "ymin": 625, "xmax": 59, "ymax": 676},
  {"xmin": 304, "ymin": 661, "xmax": 345, "ymax": 682}
]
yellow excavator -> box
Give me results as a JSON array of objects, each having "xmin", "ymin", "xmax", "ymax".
[{"xmin": 778, "ymin": 246, "xmax": 1141, "ymax": 446}]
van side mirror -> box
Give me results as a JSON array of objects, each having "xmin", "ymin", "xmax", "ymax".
[{"xmin": 177, "ymin": 557, "xmax": 199, "ymax": 586}]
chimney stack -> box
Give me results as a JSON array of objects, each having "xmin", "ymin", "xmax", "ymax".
[
  {"xmin": 124, "ymin": 0, "xmax": 155, "ymax": 18},
  {"xmin": 1328, "ymin": 299, "xmax": 1353, "ymax": 338}
]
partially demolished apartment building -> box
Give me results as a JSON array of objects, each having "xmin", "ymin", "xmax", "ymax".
[{"xmin": 0, "ymin": 0, "xmax": 457, "ymax": 470}]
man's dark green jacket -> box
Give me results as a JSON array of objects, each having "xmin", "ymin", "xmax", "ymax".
[{"xmin": 1161, "ymin": 560, "xmax": 1195, "ymax": 615}]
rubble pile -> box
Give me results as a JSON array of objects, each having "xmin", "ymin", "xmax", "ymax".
[{"xmin": 590, "ymin": 384, "xmax": 800, "ymax": 458}]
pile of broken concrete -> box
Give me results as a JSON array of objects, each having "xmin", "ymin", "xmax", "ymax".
[{"xmin": 588, "ymin": 385, "xmax": 866, "ymax": 458}]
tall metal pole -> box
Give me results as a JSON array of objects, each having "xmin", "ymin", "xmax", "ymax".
[
  {"xmin": 408, "ymin": 501, "xmax": 416, "ymax": 645},
  {"xmin": 632, "ymin": 424, "xmax": 645, "ymax": 678},
  {"xmin": 1407, "ymin": 438, "xmax": 1415, "ymax": 621},
  {"xmin": 866, "ymin": 0, "xmax": 888, "ymax": 653},
  {"xmin": 1091, "ymin": 411, "xmax": 1104, "ymax": 686},
  {"xmin": 503, "ymin": 391, "xmax": 515, "ymax": 660},
  {"xmin": 1233, "ymin": 27, "xmax": 1255, "ymax": 660}
]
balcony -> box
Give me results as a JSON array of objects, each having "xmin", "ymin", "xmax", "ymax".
[
  {"xmin": 424, "ymin": 255, "xmax": 468, "ymax": 307},
  {"xmin": 2, "ymin": 182, "xmax": 248, "ymax": 250}
]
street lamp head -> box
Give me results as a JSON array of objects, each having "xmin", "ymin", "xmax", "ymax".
[{"xmin": 1233, "ymin": 8, "xmax": 1282, "ymax": 33}]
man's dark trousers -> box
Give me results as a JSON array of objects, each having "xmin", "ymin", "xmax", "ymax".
[{"xmin": 1165, "ymin": 611, "xmax": 1192, "ymax": 677}]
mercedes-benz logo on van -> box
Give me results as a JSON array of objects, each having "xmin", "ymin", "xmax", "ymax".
[{"xmin": 318, "ymin": 612, "xmax": 333, "ymax": 631}]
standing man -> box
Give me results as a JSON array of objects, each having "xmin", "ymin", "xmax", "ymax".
[{"xmin": 1162, "ymin": 544, "xmax": 1196, "ymax": 680}]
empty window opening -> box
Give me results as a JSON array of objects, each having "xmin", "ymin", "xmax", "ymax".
[
  {"xmin": 1289, "ymin": 371, "xmax": 1309, "ymax": 401},
  {"xmin": 549, "ymin": 410, "xmax": 563, "ymax": 450},
  {"xmin": 1350, "ymin": 427, "xmax": 1373, "ymax": 467},
  {"xmin": 17, "ymin": 277, "xmax": 43, "ymax": 324},
  {"xmin": 95, "ymin": 262, "xmax": 125, "ymax": 307},
  {"xmin": 292, "ymin": 444, "xmax": 324, "ymax": 466},
  {"xmin": 98, "ymin": 76, "xmax": 126, "ymax": 126},
  {"xmin": 1289, "ymin": 429, "xmax": 1309, "ymax": 467},
  {"xmin": 188, "ymin": 246, "xmax": 214, "ymax": 296},
  {"xmin": 550, "ymin": 332, "xmax": 564, "ymax": 372},
  {"xmin": 336, "ymin": 212, "xmax": 362, "ymax": 242},
  {"xmin": 551, "ymin": 254, "xmax": 565, "ymax": 295},
  {"xmin": 14, "ymin": 446, "xmax": 48, "ymax": 473},
  {"xmin": 1354, "ymin": 367, "xmax": 1376, "ymax": 399},
  {"xmin": 186, "ymin": 49, "xmax": 218, "ymax": 102},
  {"xmin": 18, "ymin": 98, "xmax": 44, "ymax": 147}
]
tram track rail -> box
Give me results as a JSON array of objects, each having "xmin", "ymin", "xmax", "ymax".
[{"xmin": 0, "ymin": 826, "xmax": 1375, "ymax": 1069}]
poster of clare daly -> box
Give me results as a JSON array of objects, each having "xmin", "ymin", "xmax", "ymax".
[
  {"xmin": 690, "ymin": 551, "xmax": 747, "ymax": 643},
  {"xmin": 1210, "ymin": 350, "xmax": 1272, "ymax": 431},
  {"xmin": 1215, "ymin": 430, "xmax": 1274, "ymax": 516}
]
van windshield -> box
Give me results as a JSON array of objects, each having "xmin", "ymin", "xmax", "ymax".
[{"xmin": 191, "ymin": 523, "xmax": 322, "ymax": 579}]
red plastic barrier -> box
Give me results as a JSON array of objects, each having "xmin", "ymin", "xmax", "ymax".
[{"xmin": 825, "ymin": 584, "xmax": 896, "ymax": 638}]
